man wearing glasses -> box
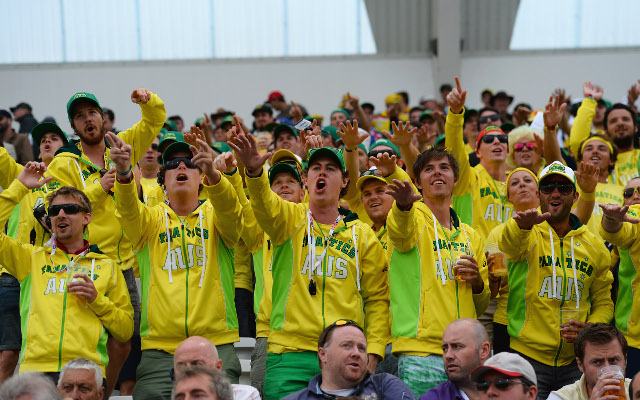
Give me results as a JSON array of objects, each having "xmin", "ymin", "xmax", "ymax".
[
  {"xmin": 0, "ymin": 162, "xmax": 133, "ymax": 381},
  {"xmin": 471, "ymin": 353, "xmax": 538, "ymax": 400},
  {"xmin": 498, "ymin": 161, "xmax": 614, "ymax": 398}
]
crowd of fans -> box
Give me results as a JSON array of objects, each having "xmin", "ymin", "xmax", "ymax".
[{"xmin": 0, "ymin": 76, "xmax": 639, "ymax": 400}]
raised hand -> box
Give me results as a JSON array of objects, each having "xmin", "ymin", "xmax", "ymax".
[
  {"xmin": 131, "ymin": 88, "xmax": 151, "ymax": 104},
  {"xmin": 599, "ymin": 204, "xmax": 640, "ymax": 224},
  {"xmin": 382, "ymin": 121, "xmax": 416, "ymax": 149},
  {"xmin": 583, "ymin": 81, "xmax": 603, "ymax": 101},
  {"xmin": 574, "ymin": 161, "xmax": 599, "ymax": 194},
  {"xmin": 552, "ymin": 88, "xmax": 571, "ymax": 105},
  {"xmin": 544, "ymin": 95, "xmax": 567, "ymax": 128},
  {"xmin": 17, "ymin": 161, "xmax": 51, "ymax": 189},
  {"xmin": 190, "ymin": 139, "xmax": 219, "ymax": 184},
  {"xmin": 386, "ymin": 179, "xmax": 421, "ymax": 210},
  {"xmin": 290, "ymin": 101, "xmax": 303, "ymax": 122},
  {"xmin": 628, "ymin": 80, "xmax": 640, "ymax": 108},
  {"xmin": 213, "ymin": 152, "xmax": 237, "ymax": 174},
  {"xmin": 369, "ymin": 152, "xmax": 397, "ymax": 177},
  {"xmin": 303, "ymin": 133, "xmax": 323, "ymax": 155},
  {"xmin": 347, "ymin": 92, "xmax": 360, "ymax": 109},
  {"xmin": 337, "ymin": 120, "xmax": 367, "ymax": 151},
  {"xmin": 227, "ymin": 116, "xmax": 271, "ymax": 175},
  {"xmin": 415, "ymin": 123, "xmax": 438, "ymax": 149},
  {"xmin": 513, "ymin": 106, "xmax": 532, "ymax": 126},
  {"xmin": 184, "ymin": 125, "xmax": 206, "ymax": 149},
  {"xmin": 105, "ymin": 132, "xmax": 132, "ymax": 175},
  {"xmin": 300, "ymin": 119, "xmax": 321, "ymax": 147},
  {"xmin": 513, "ymin": 208, "xmax": 551, "ymax": 230},
  {"xmin": 446, "ymin": 76, "xmax": 467, "ymax": 114}
]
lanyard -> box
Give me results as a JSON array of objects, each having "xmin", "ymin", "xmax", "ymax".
[{"xmin": 307, "ymin": 211, "xmax": 342, "ymax": 295}]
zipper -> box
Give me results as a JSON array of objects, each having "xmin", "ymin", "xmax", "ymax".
[{"xmin": 180, "ymin": 219, "xmax": 190, "ymax": 337}]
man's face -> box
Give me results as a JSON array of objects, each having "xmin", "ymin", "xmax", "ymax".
[
  {"xmin": 624, "ymin": 178, "xmax": 640, "ymax": 206},
  {"xmin": 71, "ymin": 101, "xmax": 105, "ymax": 146},
  {"xmin": 594, "ymin": 104, "xmax": 606, "ymax": 124},
  {"xmin": 508, "ymin": 170, "xmax": 539, "ymax": 208},
  {"xmin": 607, "ymin": 109, "xmax": 636, "ymax": 149},
  {"xmin": 322, "ymin": 135, "xmax": 335, "ymax": 148},
  {"xmin": 307, "ymin": 157, "xmax": 347, "ymax": 204},
  {"xmin": 58, "ymin": 368, "xmax": 103, "ymax": 400},
  {"xmin": 464, "ymin": 116, "xmax": 479, "ymax": 144},
  {"xmin": 417, "ymin": 156, "xmax": 457, "ymax": 200},
  {"xmin": 441, "ymin": 326, "xmax": 483, "ymax": 384},
  {"xmin": 580, "ymin": 139, "xmax": 612, "ymax": 174},
  {"xmin": 269, "ymin": 98, "xmax": 286, "ymax": 111},
  {"xmin": 482, "ymin": 93, "xmax": 492, "ymax": 106},
  {"xmin": 410, "ymin": 110, "xmax": 423, "ymax": 125},
  {"xmin": 174, "ymin": 345, "xmax": 219, "ymax": 372},
  {"xmin": 12, "ymin": 107, "xmax": 27, "ymax": 119},
  {"xmin": 275, "ymin": 132, "xmax": 299, "ymax": 152},
  {"xmin": 140, "ymin": 138, "xmax": 160, "ymax": 170},
  {"xmin": 357, "ymin": 148, "xmax": 368, "ymax": 173},
  {"xmin": 478, "ymin": 371, "xmax": 536, "ymax": 400},
  {"xmin": 494, "ymin": 98, "xmax": 510, "ymax": 114},
  {"xmin": 254, "ymin": 111, "xmax": 274, "ymax": 130},
  {"xmin": 539, "ymin": 176, "xmax": 578, "ymax": 223},
  {"xmin": 103, "ymin": 114, "xmax": 114, "ymax": 132},
  {"xmin": 331, "ymin": 113, "xmax": 347, "ymax": 128},
  {"xmin": 386, "ymin": 102, "xmax": 401, "ymax": 118},
  {"xmin": 0, "ymin": 116, "xmax": 11, "ymax": 133},
  {"xmin": 173, "ymin": 375, "xmax": 217, "ymax": 400},
  {"xmin": 631, "ymin": 371, "xmax": 640, "ymax": 400},
  {"xmin": 513, "ymin": 138, "xmax": 540, "ymax": 170},
  {"xmin": 478, "ymin": 111, "xmax": 501, "ymax": 132},
  {"xmin": 362, "ymin": 107, "xmax": 374, "ymax": 122},
  {"xmin": 271, "ymin": 172, "xmax": 304, "ymax": 203},
  {"xmin": 319, "ymin": 326, "xmax": 368, "ymax": 389},
  {"xmin": 212, "ymin": 127, "xmax": 226, "ymax": 142},
  {"xmin": 50, "ymin": 194, "xmax": 91, "ymax": 242},
  {"xmin": 361, "ymin": 180, "xmax": 393, "ymax": 227},
  {"xmin": 476, "ymin": 134, "xmax": 508, "ymax": 164},
  {"xmin": 39, "ymin": 132, "xmax": 66, "ymax": 164},
  {"xmin": 164, "ymin": 152, "xmax": 202, "ymax": 197},
  {"xmin": 577, "ymin": 339, "xmax": 626, "ymax": 392},
  {"xmin": 423, "ymin": 100, "xmax": 438, "ymax": 111}
]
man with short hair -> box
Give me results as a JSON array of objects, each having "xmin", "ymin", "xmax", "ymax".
[
  {"xmin": 169, "ymin": 115, "xmax": 185, "ymax": 133},
  {"xmin": 174, "ymin": 336, "xmax": 260, "ymax": 400},
  {"xmin": 266, "ymin": 91, "xmax": 308, "ymax": 121},
  {"xmin": 103, "ymin": 108, "xmax": 118, "ymax": 134},
  {"xmin": 252, "ymin": 104, "xmax": 275, "ymax": 134},
  {"xmin": 420, "ymin": 319, "xmax": 491, "ymax": 400},
  {"xmin": 273, "ymin": 124, "xmax": 302, "ymax": 157},
  {"xmin": 283, "ymin": 320, "xmax": 415, "ymax": 400},
  {"xmin": 0, "ymin": 109, "xmax": 33, "ymax": 165},
  {"xmin": 490, "ymin": 91, "xmax": 514, "ymax": 121},
  {"xmin": 498, "ymin": 161, "xmax": 614, "ymax": 398},
  {"xmin": 10, "ymin": 102, "xmax": 38, "ymax": 134},
  {"xmin": 0, "ymin": 372, "xmax": 62, "ymax": 400},
  {"xmin": 58, "ymin": 358, "xmax": 104, "ymax": 400},
  {"xmin": 471, "ymin": 353, "xmax": 538, "ymax": 400},
  {"xmin": 548, "ymin": 323, "xmax": 630, "ymax": 400},
  {"xmin": 173, "ymin": 366, "xmax": 234, "ymax": 400}
]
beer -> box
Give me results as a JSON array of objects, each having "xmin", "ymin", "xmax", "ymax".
[
  {"xmin": 598, "ymin": 366, "xmax": 625, "ymax": 400},
  {"xmin": 604, "ymin": 379, "xmax": 626, "ymax": 400},
  {"xmin": 559, "ymin": 307, "xmax": 580, "ymax": 339},
  {"xmin": 488, "ymin": 250, "xmax": 507, "ymax": 278},
  {"xmin": 452, "ymin": 250, "xmax": 473, "ymax": 281}
]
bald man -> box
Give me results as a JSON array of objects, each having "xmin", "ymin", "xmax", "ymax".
[
  {"xmin": 173, "ymin": 336, "xmax": 261, "ymax": 400},
  {"xmin": 630, "ymin": 371, "xmax": 640, "ymax": 400},
  {"xmin": 420, "ymin": 319, "xmax": 492, "ymax": 400}
]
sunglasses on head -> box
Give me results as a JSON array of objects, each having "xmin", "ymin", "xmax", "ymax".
[
  {"xmin": 481, "ymin": 134, "xmax": 508, "ymax": 144},
  {"xmin": 623, "ymin": 187, "xmax": 640, "ymax": 199},
  {"xmin": 48, "ymin": 203, "xmax": 88, "ymax": 217},
  {"xmin": 368, "ymin": 148, "xmax": 397, "ymax": 158},
  {"xmin": 514, "ymin": 142, "xmax": 536, "ymax": 152},
  {"xmin": 360, "ymin": 169, "xmax": 379, "ymax": 178},
  {"xmin": 478, "ymin": 114, "xmax": 501, "ymax": 124},
  {"xmin": 165, "ymin": 157, "xmax": 197, "ymax": 170},
  {"xmin": 475, "ymin": 378, "xmax": 527, "ymax": 392},
  {"xmin": 539, "ymin": 181, "xmax": 574, "ymax": 195},
  {"xmin": 318, "ymin": 319, "xmax": 364, "ymax": 347}
]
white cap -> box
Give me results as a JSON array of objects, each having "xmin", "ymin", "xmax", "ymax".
[
  {"xmin": 538, "ymin": 161, "xmax": 576, "ymax": 187},
  {"xmin": 471, "ymin": 352, "xmax": 537, "ymax": 386}
]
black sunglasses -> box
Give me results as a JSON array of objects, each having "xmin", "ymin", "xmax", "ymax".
[
  {"xmin": 165, "ymin": 157, "xmax": 197, "ymax": 170},
  {"xmin": 48, "ymin": 203, "xmax": 88, "ymax": 217},
  {"xmin": 478, "ymin": 114, "xmax": 501, "ymax": 124},
  {"xmin": 368, "ymin": 148, "xmax": 397, "ymax": 158},
  {"xmin": 539, "ymin": 181, "xmax": 574, "ymax": 196},
  {"xmin": 481, "ymin": 134, "xmax": 508, "ymax": 144},
  {"xmin": 476, "ymin": 378, "xmax": 526, "ymax": 392},
  {"xmin": 151, "ymin": 143, "xmax": 159, "ymax": 151},
  {"xmin": 360, "ymin": 169, "xmax": 379, "ymax": 178},
  {"xmin": 623, "ymin": 187, "xmax": 640, "ymax": 199}
]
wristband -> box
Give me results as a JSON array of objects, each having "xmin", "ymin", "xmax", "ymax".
[
  {"xmin": 585, "ymin": 94, "xmax": 594, "ymax": 99},
  {"xmin": 345, "ymin": 148, "xmax": 354, "ymax": 152},
  {"xmin": 116, "ymin": 173, "xmax": 133, "ymax": 184},
  {"xmin": 543, "ymin": 125, "xmax": 558, "ymax": 133},
  {"xmin": 116, "ymin": 166, "xmax": 132, "ymax": 176}
]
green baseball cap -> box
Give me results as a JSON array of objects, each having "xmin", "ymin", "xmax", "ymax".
[
  {"xmin": 162, "ymin": 140, "xmax": 193, "ymax": 166},
  {"xmin": 322, "ymin": 126, "xmax": 341, "ymax": 144},
  {"xmin": 269, "ymin": 162, "xmax": 302, "ymax": 187},
  {"xmin": 194, "ymin": 117, "xmax": 204, "ymax": 126},
  {"xmin": 419, "ymin": 110, "xmax": 434, "ymax": 121},
  {"xmin": 307, "ymin": 147, "xmax": 345, "ymax": 171},
  {"xmin": 274, "ymin": 124, "xmax": 298, "ymax": 141},
  {"xmin": 30, "ymin": 122, "xmax": 69, "ymax": 146},
  {"xmin": 220, "ymin": 115, "xmax": 234, "ymax": 127},
  {"xmin": 370, "ymin": 138, "xmax": 400, "ymax": 156},
  {"xmin": 211, "ymin": 141, "xmax": 232, "ymax": 154},
  {"xmin": 66, "ymin": 92, "xmax": 102, "ymax": 121},
  {"xmin": 158, "ymin": 131, "xmax": 185, "ymax": 156},
  {"xmin": 434, "ymin": 134, "xmax": 446, "ymax": 148},
  {"xmin": 330, "ymin": 108, "xmax": 350, "ymax": 119},
  {"xmin": 164, "ymin": 119, "xmax": 178, "ymax": 131},
  {"xmin": 357, "ymin": 143, "xmax": 367, "ymax": 153}
]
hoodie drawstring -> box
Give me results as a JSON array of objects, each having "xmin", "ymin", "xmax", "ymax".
[
  {"xmin": 73, "ymin": 159, "xmax": 86, "ymax": 188},
  {"xmin": 307, "ymin": 211, "xmax": 315, "ymax": 285},
  {"xmin": 432, "ymin": 214, "xmax": 447, "ymax": 285},
  {"xmin": 352, "ymin": 225, "xmax": 360, "ymax": 291},
  {"xmin": 90, "ymin": 259, "xmax": 95, "ymax": 281},
  {"xmin": 165, "ymin": 208, "xmax": 173, "ymax": 284},
  {"xmin": 549, "ymin": 228, "xmax": 558, "ymax": 299},
  {"xmin": 198, "ymin": 209, "xmax": 207, "ymax": 287},
  {"xmin": 570, "ymin": 236, "xmax": 580, "ymax": 308}
]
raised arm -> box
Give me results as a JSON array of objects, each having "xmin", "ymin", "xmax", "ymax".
[
  {"xmin": 542, "ymin": 95, "xmax": 567, "ymax": 165},
  {"xmin": 572, "ymin": 161, "xmax": 599, "ymax": 225},
  {"xmin": 380, "ymin": 121, "xmax": 418, "ymax": 180},
  {"xmin": 338, "ymin": 120, "xmax": 369, "ymax": 202},
  {"xmin": 599, "ymin": 204, "xmax": 640, "ymax": 247},
  {"xmin": 444, "ymin": 76, "xmax": 474, "ymax": 196},
  {"xmin": 0, "ymin": 146, "xmax": 23, "ymax": 189},
  {"xmin": 346, "ymin": 93, "xmax": 372, "ymax": 133},
  {"xmin": 569, "ymin": 82, "xmax": 602, "ymax": 156}
]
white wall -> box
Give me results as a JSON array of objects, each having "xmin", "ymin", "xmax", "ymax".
[{"xmin": 1, "ymin": 47, "xmax": 638, "ymax": 135}]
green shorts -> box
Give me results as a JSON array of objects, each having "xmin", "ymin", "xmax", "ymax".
[{"xmin": 263, "ymin": 351, "xmax": 321, "ymax": 400}]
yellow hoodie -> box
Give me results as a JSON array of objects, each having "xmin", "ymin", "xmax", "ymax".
[
  {"xmin": 246, "ymin": 171, "xmax": 390, "ymax": 357},
  {"xmin": 387, "ymin": 202, "xmax": 489, "ymax": 356},
  {"xmin": 0, "ymin": 180, "xmax": 133, "ymax": 375},
  {"xmin": 498, "ymin": 216, "xmax": 614, "ymax": 366},
  {"xmin": 114, "ymin": 176, "xmax": 243, "ymax": 353},
  {"xmin": 46, "ymin": 93, "xmax": 166, "ymax": 267}
]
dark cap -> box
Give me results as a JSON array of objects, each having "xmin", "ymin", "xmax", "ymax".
[
  {"xmin": 162, "ymin": 140, "xmax": 193, "ymax": 166},
  {"xmin": 10, "ymin": 102, "xmax": 32, "ymax": 113},
  {"xmin": 30, "ymin": 122, "xmax": 69, "ymax": 145},
  {"xmin": 252, "ymin": 104, "xmax": 273, "ymax": 117},
  {"xmin": 491, "ymin": 91, "xmax": 514, "ymax": 106},
  {"xmin": 0, "ymin": 110, "xmax": 12, "ymax": 119},
  {"xmin": 273, "ymin": 124, "xmax": 298, "ymax": 141}
]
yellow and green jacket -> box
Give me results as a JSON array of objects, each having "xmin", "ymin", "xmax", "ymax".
[
  {"xmin": 387, "ymin": 202, "xmax": 489, "ymax": 356},
  {"xmin": 599, "ymin": 204, "xmax": 640, "ymax": 349},
  {"xmin": 246, "ymin": 171, "xmax": 390, "ymax": 357},
  {"xmin": 445, "ymin": 110, "xmax": 513, "ymax": 239},
  {"xmin": 498, "ymin": 215, "xmax": 614, "ymax": 366},
  {"xmin": 578, "ymin": 182, "xmax": 623, "ymax": 242},
  {"xmin": 570, "ymin": 98, "xmax": 640, "ymax": 186},
  {"xmin": 0, "ymin": 180, "xmax": 133, "ymax": 375},
  {"xmin": 114, "ymin": 176, "xmax": 243, "ymax": 353},
  {"xmin": 45, "ymin": 93, "xmax": 166, "ymax": 267}
]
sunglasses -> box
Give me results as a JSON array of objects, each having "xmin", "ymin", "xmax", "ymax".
[
  {"xmin": 360, "ymin": 169, "xmax": 379, "ymax": 178},
  {"xmin": 514, "ymin": 142, "xmax": 536, "ymax": 152},
  {"xmin": 368, "ymin": 148, "xmax": 397, "ymax": 158},
  {"xmin": 476, "ymin": 378, "xmax": 527, "ymax": 392},
  {"xmin": 481, "ymin": 134, "xmax": 508, "ymax": 144},
  {"xmin": 623, "ymin": 187, "xmax": 640, "ymax": 199},
  {"xmin": 165, "ymin": 157, "xmax": 197, "ymax": 170},
  {"xmin": 539, "ymin": 181, "xmax": 574, "ymax": 196},
  {"xmin": 478, "ymin": 114, "xmax": 501, "ymax": 124},
  {"xmin": 48, "ymin": 203, "xmax": 88, "ymax": 217},
  {"xmin": 318, "ymin": 319, "xmax": 364, "ymax": 347},
  {"xmin": 151, "ymin": 143, "xmax": 159, "ymax": 151}
]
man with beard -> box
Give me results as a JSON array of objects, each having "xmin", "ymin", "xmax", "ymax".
[
  {"xmin": 571, "ymin": 81, "xmax": 640, "ymax": 186},
  {"xmin": 498, "ymin": 161, "xmax": 614, "ymax": 399},
  {"xmin": 420, "ymin": 319, "xmax": 491, "ymax": 400}
]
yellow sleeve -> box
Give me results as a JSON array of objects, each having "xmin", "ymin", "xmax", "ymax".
[
  {"xmin": 569, "ymin": 98, "xmax": 596, "ymax": 157},
  {"xmin": 45, "ymin": 157, "xmax": 109, "ymax": 206},
  {"xmin": 245, "ymin": 170, "xmax": 305, "ymax": 246},
  {"xmin": 444, "ymin": 109, "xmax": 476, "ymax": 196},
  {"xmin": 387, "ymin": 203, "xmax": 420, "ymax": 253},
  {"xmin": 586, "ymin": 241, "xmax": 614, "ymax": 324},
  {"xmin": 234, "ymin": 240, "xmax": 254, "ymax": 292},
  {"xmin": 202, "ymin": 176, "xmax": 243, "ymax": 249},
  {"xmin": 88, "ymin": 266, "xmax": 134, "ymax": 342},
  {"xmin": 0, "ymin": 181, "xmax": 39, "ymax": 281},
  {"xmin": 117, "ymin": 92, "xmax": 167, "ymax": 165},
  {"xmin": 469, "ymin": 229, "xmax": 490, "ymax": 316},
  {"xmin": 385, "ymin": 166, "xmax": 418, "ymax": 194},
  {"xmin": 497, "ymin": 218, "xmax": 533, "ymax": 263},
  {"xmin": 599, "ymin": 206, "xmax": 640, "ymax": 249},
  {"xmin": 0, "ymin": 147, "xmax": 23, "ymax": 189},
  {"xmin": 357, "ymin": 224, "xmax": 390, "ymax": 357},
  {"xmin": 225, "ymin": 170, "xmax": 263, "ymax": 253},
  {"xmin": 114, "ymin": 179, "xmax": 162, "ymax": 251}
]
